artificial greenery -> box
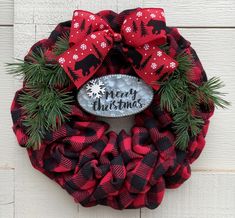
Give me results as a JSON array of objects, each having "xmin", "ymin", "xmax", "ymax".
[
  {"xmin": 7, "ymin": 43, "xmax": 73, "ymax": 149},
  {"xmin": 158, "ymin": 52, "xmax": 230, "ymax": 150},
  {"xmin": 53, "ymin": 32, "xmax": 70, "ymax": 56}
]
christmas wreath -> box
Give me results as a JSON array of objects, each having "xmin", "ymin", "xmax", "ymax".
[{"xmin": 8, "ymin": 8, "xmax": 229, "ymax": 209}]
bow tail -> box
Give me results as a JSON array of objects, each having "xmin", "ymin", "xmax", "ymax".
[
  {"xmin": 58, "ymin": 33, "xmax": 114, "ymax": 89},
  {"xmin": 129, "ymin": 46, "xmax": 178, "ymax": 90}
]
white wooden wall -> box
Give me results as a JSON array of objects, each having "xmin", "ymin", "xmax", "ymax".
[{"xmin": 0, "ymin": 0, "xmax": 235, "ymax": 217}]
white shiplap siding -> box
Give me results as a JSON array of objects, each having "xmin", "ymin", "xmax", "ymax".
[{"xmin": 0, "ymin": 0, "xmax": 235, "ymax": 217}]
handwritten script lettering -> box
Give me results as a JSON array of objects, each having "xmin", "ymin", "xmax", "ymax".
[{"xmin": 77, "ymin": 75, "xmax": 153, "ymax": 117}]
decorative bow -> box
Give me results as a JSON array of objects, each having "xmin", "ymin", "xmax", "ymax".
[{"xmin": 58, "ymin": 8, "xmax": 178, "ymax": 90}]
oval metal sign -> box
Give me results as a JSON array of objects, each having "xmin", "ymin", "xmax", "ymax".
[{"xmin": 77, "ymin": 74, "xmax": 153, "ymax": 118}]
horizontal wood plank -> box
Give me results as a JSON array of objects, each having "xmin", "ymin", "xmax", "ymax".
[
  {"xmin": 0, "ymin": 169, "xmax": 14, "ymax": 218},
  {"xmin": 0, "ymin": 27, "xmax": 15, "ymax": 168},
  {"xmin": 141, "ymin": 172, "xmax": 235, "ymax": 218},
  {"xmin": 0, "ymin": 0, "xmax": 13, "ymax": 25},
  {"xmin": 14, "ymin": 24, "xmax": 36, "ymax": 59},
  {"xmin": 78, "ymin": 205, "xmax": 140, "ymax": 218},
  {"xmin": 11, "ymin": 1, "xmax": 235, "ymax": 218},
  {"xmin": 142, "ymin": 0, "xmax": 235, "ymax": 27},
  {"xmin": 0, "ymin": 27, "xmax": 13, "ymax": 60},
  {"xmin": 14, "ymin": 0, "xmax": 235, "ymax": 27}
]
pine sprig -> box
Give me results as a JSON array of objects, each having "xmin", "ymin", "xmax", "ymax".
[
  {"xmin": 18, "ymin": 87, "xmax": 73, "ymax": 148},
  {"xmin": 158, "ymin": 52, "xmax": 192, "ymax": 113},
  {"xmin": 7, "ymin": 50, "xmax": 70, "ymax": 87},
  {"xmin": 53, "ymin": 32, "xmax": 70, "ymax": 56},
  {"xmin": 7, "ymin": 48, "xmax": 73, "ymax": 149},
  {"xmin": 158, "ymin": 51, "xmax": 230, "ymax": 150},
  {"xmin": 195, "ymin": 77, "xmax": 230, "ymax": 109},
  {"xmin": 173, "ymin": 107, "xmax": 204, "ymax": 150},
  {"xmin": 158, "ymin": 78, "xmax": 181, "ymax": 112}
]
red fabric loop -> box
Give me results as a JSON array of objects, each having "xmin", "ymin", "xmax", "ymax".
[{"xmin": 11, "ymin": 8, "xmax": 214, "ymax": 210}]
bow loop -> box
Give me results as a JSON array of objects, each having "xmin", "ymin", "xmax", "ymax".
[
  {"xmin": 69, "ymin": 10, "xmax": 111, "ymax": 45},
  {"xmin": 58, "ymin": 8, "xmax": 178, "ymax": 90},
  {"xmin": 121, "ymin": 8, "xmax": 167, "ymax": 47}
]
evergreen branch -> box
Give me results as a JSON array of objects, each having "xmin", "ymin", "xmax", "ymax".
[
  {"xmin": 158, "ymin": 51, "xmax": 230, "ymax": 150},
  {"xmin": 53, "ymin": 32, "xmax": 70, "ymax": 56},
  {"xmin": 173, "ymin": 108, "xmax": 204, "ymax": 150},
  {"xmin": 6, "ymin": 50, "xmax": 71, "ymax": 87},
  {"xmin": 48, "ymin": 65, "xmax": 71, "ymax": 87},
  {"xmin": 158, "ymin": 78, "xmax": 181, "ymax": 112},
  {"xmin": 176, "ymin": 51, "xmax": 193, "ymax": 74},
  {"xmin": 7, "ymin": 47, "xmax": 74, "ymax": 149},
  {"xmin": 196, "ymin": 77, "xmax": 230, "ymax": 109},
  {"xmin": 17, "ymin": 84, "xmax": 73, "ymax": 149}
]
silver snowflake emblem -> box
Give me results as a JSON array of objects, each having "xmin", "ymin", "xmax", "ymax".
[
  {"xmin": 74, "ymin": 22, "xmax": 79, "ymax": 28},
  {"xmin": 170, "ymin": 62, "xmax": 176, "ymax": 68},
  {"xmin": 150, "ymin": 13, "xmax": 156, "ymax": 18},
  {"xmin": 86, "ymin": 79, "xmax": 106, "ymax": 99},
  {"xmin": 100, "ymin": 24, "xmax": 104, "ymax": 29},
  {"xmin": 125, "ymin": 27, "xmax": 132, "ymax": 33},
  {"xmin": 74, "ymin": 11, "xmax": 79, "ymax": 16}
]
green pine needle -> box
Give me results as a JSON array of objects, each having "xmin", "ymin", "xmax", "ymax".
[
  {"xmin": 196, "ymin": 77, "xmax": 230, "ymax": 109},
  {"xmin": 176, "ymin": 51, "xmax": 193, "ymax": 74},
  {"xmin": 6, "ymin": 49, "xmax": 71, "ymax": 87},
  {"xmin": 158, "ymin": 78, "xmax": 182, "ymax": 112},
  {"xmin": 173, "ymin": 108, "xmax": 204, "ymax": 150},
  {"xmin": 7, "ymin": 47, "xmax": 74, "ymax": 149},
  {"xmin": 53, "ymin": 32, "xmax": 70, "ymax": 56},
  {"xmin": 158, "ymin": 51, "xmax": 230, "ymax": 150}
]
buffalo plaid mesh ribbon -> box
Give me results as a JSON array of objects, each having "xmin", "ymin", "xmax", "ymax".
[{"xmin": 11, "ymin": 8, "xmax": 214, "ymax": 209}]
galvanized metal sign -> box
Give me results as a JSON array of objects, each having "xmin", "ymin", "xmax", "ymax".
[{"xmin": 77, "ymin": 74, "xmax": 153, "ymax": 117}]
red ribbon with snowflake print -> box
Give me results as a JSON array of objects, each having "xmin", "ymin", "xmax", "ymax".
[{"xmin": 58, "ymin": 8, "xmax": 178, "ymax": 90}]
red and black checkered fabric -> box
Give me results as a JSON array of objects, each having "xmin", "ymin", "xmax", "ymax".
[{"xmin": 11, "ymin": 8, "xmax": 214, "ymax": 210}]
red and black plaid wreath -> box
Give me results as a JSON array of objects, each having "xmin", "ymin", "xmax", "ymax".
[{"xmin": 10, "ymin": 8, "xmax": 228, "ymax": 210}]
